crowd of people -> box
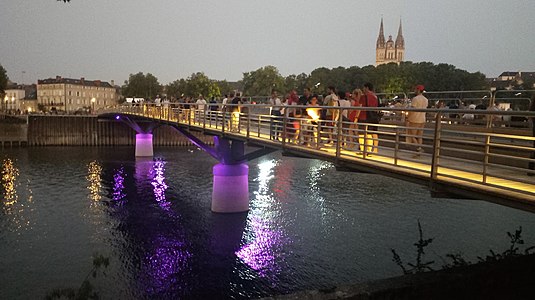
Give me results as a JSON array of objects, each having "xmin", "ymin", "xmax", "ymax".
[{"xmin": 139, "ymin": 85, "xmax": 535, "ymax": 159}]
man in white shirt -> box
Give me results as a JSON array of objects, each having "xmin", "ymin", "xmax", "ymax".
[
  {"xmin": 195, "ymin": 94, "xmax": 207, "ymax": 124},
  {"xmin": 407, "ymin": 85, "xmax": 428, "ymax": 157},
  {"xmin": 269, "ymin": 91, "xmax": 282, "ymax": 140}
]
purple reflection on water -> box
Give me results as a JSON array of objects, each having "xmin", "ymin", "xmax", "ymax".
[
  {"xmin": 140, "ymin": 235, "xmax": 192, "ymax": 295},
  {"xmin": 112, "ymin": 167, "xmax": 126, "ymax": 202},
  {"xmin": 150, "ymin": 159, "xmax": 170, "ymax": 209},
  {"xmin": 236, "ymin": 216, "xmax": 288, "ymax": 278}
]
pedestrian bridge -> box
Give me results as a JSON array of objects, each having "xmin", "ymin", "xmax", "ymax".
[{"xmin": 101, "ymin": 103, "xmax": 535, "ymax": 213}]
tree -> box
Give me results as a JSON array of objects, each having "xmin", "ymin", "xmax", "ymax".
[
  {"xmin": 0, "ymin": 64, "xmax": 8, "ymax": 110},
  {"xmin": 242, "ymin": 65, "xmax": 285, "ymax": 96},
  {"xmin": 165, "ymin": 79, "xmax": 187, "ymax": 99},
  {"xmin": 215, "ymin": 80, "xmax": 234, "ymax": 97},
  {"xmin": 122, "ymin": 72, "xmax": 161, "ymax": 99}
]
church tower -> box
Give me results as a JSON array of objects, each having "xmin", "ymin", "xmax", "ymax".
[
  {"xmin": 376, "ymin": 18, "xmax": 405, "ymax": 66},
  {"xmin": 375, "ymin": 18, "xmax": 386, "ymax": 64},
  {"xmin": 395, "ymin": 19, "xmax": 405, "ymax": 62}
]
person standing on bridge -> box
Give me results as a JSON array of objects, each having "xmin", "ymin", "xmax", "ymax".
[
  {"xmin": 269, "ymin": 91, "xmax": 283, "ymax": 141},
  {"xmin": 407, "ymin": 85, "xmax": 428, "ymax": 158},
  {"xmin": 195, "ymin": 94, "xmax": 207, "ymax": 124},
  {"xmin": 358, "ymin": 82, "xmax": 379, "ymax": 155}
]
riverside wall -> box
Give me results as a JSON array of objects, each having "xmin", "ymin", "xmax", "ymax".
[{"xmin": 0, "ymin": 115, "xmax": 212, "ymax": 147}]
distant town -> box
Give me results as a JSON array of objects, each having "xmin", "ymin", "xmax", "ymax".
[{"xmin": 1, "ymin": 19, "xmax": 534, "ymax": 115}]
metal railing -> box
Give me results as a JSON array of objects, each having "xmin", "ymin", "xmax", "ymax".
[{"xmin": 114, "ymin": 98, "xmax": 535, "ymax": 199}]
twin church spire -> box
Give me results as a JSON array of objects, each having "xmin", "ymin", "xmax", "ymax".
[{"xmin": 376, "ymin": 18, "xmax": 405, "ymax": 66}]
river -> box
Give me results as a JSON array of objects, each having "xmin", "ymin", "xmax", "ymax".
[{"xmin": 1, "ymin": 146, "xmax": 534, "ymax": 299}]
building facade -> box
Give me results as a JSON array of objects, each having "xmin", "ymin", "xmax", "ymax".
[
  {"xmin": 37, "ymin": 76, "xmax": 117, "ymax": 113},
  {"xmin": 4, "ymin": 84, "xmax": 37, "ymax": 113},
  {"xmin": 376, "ymin": 18, "xmax": 405, "ymax": 66}
]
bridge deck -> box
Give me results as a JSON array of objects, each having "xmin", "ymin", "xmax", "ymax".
[{"xmin": 105, "ymin": 104, "xmax": 535, "ymax": 212}]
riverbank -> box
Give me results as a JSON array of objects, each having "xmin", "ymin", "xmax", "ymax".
[
  {"xmin": 267, "ymin": 253, "xmax": 535, "ymax": 299},
  {"xmin": 0, "ymin": 115, "xmax": 211, "ymax": 147}
]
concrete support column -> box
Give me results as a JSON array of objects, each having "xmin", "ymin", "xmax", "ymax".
[
  {"xmin": 135, "ymin": 133, "xmax": 153, "ymax": 157},
  {"xmin": 211, "ymin": 163, "xmax": 249, "ymax": 213}
]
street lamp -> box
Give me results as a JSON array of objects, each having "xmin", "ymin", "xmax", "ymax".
[{"xmin": 91, "ymin": 97, "xmax": 96, "ymax": 114}]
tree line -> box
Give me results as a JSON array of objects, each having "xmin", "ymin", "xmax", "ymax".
[
  {"xmin": 121, "ymin": 61, "xmax": 489, "ymax": 101},
  {"xmin": 0, "ymin": 61, "xmax": 490, "ymax": 102}
]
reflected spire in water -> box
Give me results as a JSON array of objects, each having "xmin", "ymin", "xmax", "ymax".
[{"xmin": 87, "ymin": 161, "xmax": 102, "ymax": 203}]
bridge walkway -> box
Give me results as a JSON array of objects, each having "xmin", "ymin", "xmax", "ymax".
[{"xmin": 105, "ymin": 104, "xmax": 535, "ymax": 212}]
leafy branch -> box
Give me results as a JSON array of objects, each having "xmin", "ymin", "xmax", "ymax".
[
  {"xmin": 45, "ymin": 253, "xmax": 110, "ymax": 300},
  {"xmin": 391, "ymin": 220, "xmax": 435, "ymax": 274}
]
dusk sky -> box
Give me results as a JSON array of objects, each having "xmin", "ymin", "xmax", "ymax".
[{"xmin": 1, "ymin": 0, "xmax": 534, "ymax": 85}]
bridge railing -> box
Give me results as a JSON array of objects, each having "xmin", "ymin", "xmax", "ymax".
[{"xmin": 115, "ymin": 102, "xmax": 535, "ymax": 197}]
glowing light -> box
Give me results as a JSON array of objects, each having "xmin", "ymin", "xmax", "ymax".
[
  {"xmin": 306, "ymin": 107, "xmax": 320, "ymax": 121},
  {"xmin": 236, "ymin": 216, "xmax": 287, "ymax": 278},
  {"xmin": 115, "ymin": 115, "xmax": 120, "ymax": 120},
  {"xmin": 2, "ymin": 158, "xmax": 19, "ymax": 206},
  {"xmin": 140, "ymin": 236, "xmax": 192, "ymax": 295},
  {"xmin": 87, "ymin": 161, "xmax": 102, "ymax": 202},
  {"xmin": 1, "ymin": 158, "xmax": 33, "ymax": 232},
  {"xmin": 151, "ymin": 159, "xmax": 170, "ymax": 209},
  {"xmin": 112, "ymin": 167, "xmax": 126, "ymax": 202}
]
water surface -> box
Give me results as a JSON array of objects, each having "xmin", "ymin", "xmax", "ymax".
[{"xmin": 1, "ymin": 147, "xmax": 534, "ymax": 299}]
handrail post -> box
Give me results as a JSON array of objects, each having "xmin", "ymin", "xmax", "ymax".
[
  {"xmin": 394, "ymin": 127, "xmax": 400, "ymax": 165},
  {"xmin": 282, "ymin": 109, "xmax": 288, "ymax": 147},
  {"xmin": 430, "ymin": 111, "xmax": 442, "ymax": 181},
  {"xmin": 316, "ymin": 121, "xmax": 321, "ymax": 149},
  {"xmin": 203, "ymin": 106, "xmax": 206, "ymax": 130},
  {"xmin": 222, "ymin": 109, "xmax": 226, "ymax": 133},
  {"xmin": 335, "ymin": 107, "xmax": 343, "ymax": 159},
  {"xmin": 246, "ymin": 108, "xmax": 251, "ymax": 139},
  {"xmin": 257, "ymin": 115, "xmax": 261, "ymax": 137},
  {"xmin": 483, "ymin": 135, "xmax": 491, "ymax": 184}
]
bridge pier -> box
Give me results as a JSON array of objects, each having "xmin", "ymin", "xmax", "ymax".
[
  {"xmin": 211, "ymin": 163, "xmax": 249, "ymax": 213},
  {"xmin": 135, "ymin": 133, "xmax": 154, "ymax": 157}
]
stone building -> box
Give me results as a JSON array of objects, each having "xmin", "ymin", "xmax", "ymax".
[
  {"xmin": 376, "ymin": 18, "xmax": 405, "ymax": 66},
  {"xmin": 37, "ymin": 76, "xmax": 117, "ymax": 113},
  {"xmin": 4, "ymin": 84, "xmax": 37, "ymax": 113}
]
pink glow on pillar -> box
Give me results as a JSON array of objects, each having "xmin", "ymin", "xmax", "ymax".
[
  {"xmin": 135, "ymin": 133, "xmax": 154, "ymax": 157},
  {"xmin": 211, "ymin": 163, "xmax": 249, "ymax": 213}
]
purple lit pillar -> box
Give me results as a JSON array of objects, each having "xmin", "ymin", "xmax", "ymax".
[
  {"xmin": 135, "ymin": 133, "xmax": 154, "ymax": 157},
  {"xmin": 211, "ymin": 163, "xmax": 249, "ymax": 213}
]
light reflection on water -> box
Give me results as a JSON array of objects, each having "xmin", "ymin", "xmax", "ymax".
[
  {"xmin": 150, "ymin": 159, "xmax": 170, "ymax": 210},
  {"xmin": 112, "ymin": 167, "xmax": 126, "ymax": 202},
  {"xmin": 2, "ymin": 147, "xmax": 535, "ymax": 300},
  {"xmin": 86, "ymin": 160, "xmax": 102, "ymax": 203},
  {"xmin": 237, "ymin": 159, "xmax": 291, "ymax": 282},
  {"xmin": 1, "ymin": 158, "xmax": 33, "ymax": 234},
  {"xmin": 2, "ymin": 158, "xmax": 19, "ymax": 206}
]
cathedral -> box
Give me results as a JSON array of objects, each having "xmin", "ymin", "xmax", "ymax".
[{"xmin": 376, "ymin": 18, "xmax": 405, "ymax": 66}]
